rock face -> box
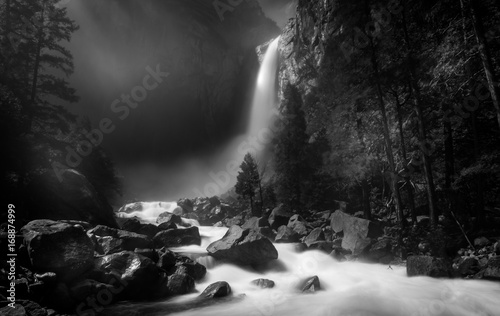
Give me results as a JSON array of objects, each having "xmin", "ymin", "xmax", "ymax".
[
  {"xmin": 330, "ymin": 211, "xmax": 383, "ymax": 255},
  {"xmin": 304, "ymin": 228, "xmax": 325, "ymax": 247},
  {"xmin": 21, "ymin": 220, "xmax": 94, "ymax": 281},
  {"xmin": 153, "ymin": 227, "xmax": 201, "ymax": 248},
  {"xmin": 207, "ymin": 226, "xmax": 278, "ymax": 265},
  {"xmin": 23, "ymin": 169, "xmax": 117, "ymax": 228},
  {"xmin": 407, "ymin": 256, "xmax": 452, "ymax": 278}
]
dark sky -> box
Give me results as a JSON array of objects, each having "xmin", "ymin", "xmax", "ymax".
[{"xmin": 62, "ymin": 0, "xmax": 296, "ymax": 202}]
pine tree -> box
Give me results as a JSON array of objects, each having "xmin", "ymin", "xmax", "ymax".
[{"xmin": 235, "ymin": 153, "xmax": 261, "ymax": 216}]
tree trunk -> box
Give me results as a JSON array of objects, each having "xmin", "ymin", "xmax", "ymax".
[
  {"xmin": 369, "ymin": 39, "xmax": 405, "ymax": 228},
  {"xmin": 395, "ymin": 94, "xmax": 417, "ymax": 224},
  {"xmin": 401, "ymin": 1, "xmax": 438, "ymax": 226},
  {"xmin": 362, "ymin": 179, "xmax": 371, "ymax": 221},
  {"xmin": 469, "ymin": 0, "xmax": 500, "ymax": 129}
]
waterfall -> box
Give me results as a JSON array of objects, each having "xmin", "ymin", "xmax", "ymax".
[{"xmin": 247, "ymin": 37, "xmax": 281, "ymax": 138}]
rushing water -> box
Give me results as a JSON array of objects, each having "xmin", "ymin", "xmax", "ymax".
[{"xmin": 105, "ymin": 223, "xmax": 500, "ymax": 316}]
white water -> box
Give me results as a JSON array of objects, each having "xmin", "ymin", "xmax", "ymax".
[
  {"xmin": 117, "ymin": 201, "xmax": 179, "ymax": 224},
  {"xmin": 107, "ymin": 226, "xmax": 500, "ymax": 316}
]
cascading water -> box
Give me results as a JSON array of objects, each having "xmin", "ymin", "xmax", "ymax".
[
  {"xmin": 104, "ymin": 226, "xmax": 500, "ymax": 316},
  {"xmin": 248, "ymin": 37, "xmax": 280, "ymax": 138}
]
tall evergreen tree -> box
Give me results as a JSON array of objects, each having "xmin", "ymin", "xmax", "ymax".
[{"xmin": 235, "ymin": 153, "xmax": 261, "ymax": 216}]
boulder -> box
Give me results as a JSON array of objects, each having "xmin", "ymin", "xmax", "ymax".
[
  {"xmin": 88, "ymin": 225, "xmax": 152, "ymax": 254},
  {"xmin": 407, "ymin": 256, "xmax": 452, "ymax": 278},
  {"xmin": 275, "ymin": 225, "xmax": 300, "ymax": 243},
  {"xmin": 251, "ymin": 279, "xmax": 275, "ymax": 288},
  {"xmin": 23, "ymin": 169, "xmax": 117, "ymax": 228},
  {"xmin": 495, "ymin": 241, "xmax": 500, "ymax": 255},
  {"xmin": 454, "ymin": 257, "xmax": 479, "ymax": 276},
  {"xmin": 165, "ymin": 272, "xmax": 195, "ymax": 295},
  {"xmin": 330, "ymin": 210, "xmax": 383, "ymax": 255},
  {"xmin": 483, "ymin": 256, "xmax": 500, "ymax": 280},
  {"xmin": 207, "ymin": 226, "xmax": 278, "ymax": 265},
  {"xmin": 119, "ymin": 217, "xmax": 159, "ymax": 238},
  {"xmin": 134, "ymin": 248, "xmax": 159, "ymax": 262},
  {"xmin": 156, "ymin": 212, "xmax": 182, "ymax": 226},
  {"xmin": 157, "ymin": 249, "xmax": 177, "ymax": 271},
  {"xmin": 177, "ymin": 198, "xmax": 194, "ymax": 213},
  {"xmin": 199, "ymin": 281, "xmax": 232, "ymax": 299},
  {"xmin": 365, "ymin": 239, "xmax": 393, "ymax": 263},
  {"xmin": 474, "ymin": 237, "xmax": 490, "ymax": 247},
  {"xmin": 304, "ymin": 228, "xmax": 325, "ymax": 247},
  {"xmin": 21, "ymin": 220, "xmax": 94, "ymax": 281},
  {"xmin": 268, "ymin": 205, "xmax": 293, "ymax": 230},
  {"xmin": 300, "ymin": 276, "xmax": 320, "ymax": 293},
  {"xmin": 153, "ymin": 227, "xmax": 201, "ymax": 248},
  {"xmin": 242, "ymin": 217, "xmax": 269, "ymax": 230},
  {"xmin": 174, "ymin": 255, "xmax": 207, "ymax": 281},
  {"xmin": 94, "ymin": 251, "xmax": 161, "ymax": 299},
  {"xmin": 287, "ymin": 215, "xmax": 309, "ymax": 237}
]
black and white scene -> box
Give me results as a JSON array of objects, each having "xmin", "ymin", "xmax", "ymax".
[{"xmin": 1, "ymin": 0, "xmax": 500, "ymax": 315}]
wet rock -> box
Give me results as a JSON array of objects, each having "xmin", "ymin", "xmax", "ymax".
[
  {"xmin": 287, "ymin": 215, "xmax": 309, "ymax": 237},
  {"xmin": 21, "ymin": 220, "xmax": 94, "ymax": 282},
  {"xmin": 0, "ymin": 304, "xmax": 26, "ymax": 315},
  {"xmin": 174, "ymin": 256, "xmax": 207, "ymax": 281},
  {"xmin": 94, "ymin": 251, "xmax": 161, "ymax": 300},
  {"xmin": 153, "ymin": 227, "xmax": 201, "ymax": 248},
  {"xmin": 199, "ymin": 281, "xmax": 232, "ymax": 299},
  {"xmin": 275, "ymin": 225, "xmax": 300, "ymax": 243},
  {"xmin": 251, "ymin": 278, "xmax": 275, "ymax": 288},
  {"xmin": 157, "ymin": 249, "xmax": 177, "ymax": 271},
  {"xmin": 268, "ymin": 205, "xmax": 293, "ymax": 230},
  {"xmin": 207, "ymin": 226, "xmax": 278, "ymax": 265},
  {"xmin": 301, "ymin": 276, "xmax": 320, "ymax": 293},
  {"xmin": 88, "ymin": 225, "xmax": 152, "ymax": 255},
  {"xmin": 407, "ymin": 256, "xmax": 452, "ymax": 278},
  {"xmin": 304, "ymin": 228, "xmax": 325, "ymax": 247},
  {"xmin": 119, "ymin": 217, "xmax": 159, "ymax": 238},
  {"xmin": 34, "ymin": 272, "xmax": 57, "ymax": 285},
  {"xmin": 134, "ymin": 248, "xmax": 159, "ymax": 262},
  {"xmin": 23, "ymin": 169, "xmax": 118, "ymax": 228},
  {"xmin": 166, "ymin": 273, "xmax": 195, "ymax": 295},
  {"xmin": 177, "ymin": 198, "xmax": 194, "ymax": 213},
  {"xmin": 156, "ymin": 212, "xmax": 182, "ymax": 226},
  {"xmin": 494, "ymin": 242, "xmax": 500, "ymax": 255}
]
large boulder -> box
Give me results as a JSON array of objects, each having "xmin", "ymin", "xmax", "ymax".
[
  {"xmin": 407, "ymin": 256, "xmax": 452, "ymax": 278},
  {"xmin": 275, "ymin": 225, "xmax": 300, "ymax": 243},
  {"xmin": 118, "ymin": 217, "xmax": 159, "ymax": 238},
  {"xmin": 268, "ymin": 205, "xmax": 293, "ymax": 230},
  {"xmin": 156, "ymin": 212, "xmax": 182, "ymax": 226},
  {"xmin": 88, "ymin": 225, "xmax": 152, "ymax": 254},
  {"xmin": 287, "ymin": 215, "xmax": 309, "ymax": 237},
  {"xmin": 23, "ymin": 169, "xmax": 117, "ymax": 228},
  {"xmin": 93, "ymin": 251, "xmax": 161, "ymax": 299},
  {"xmin": 300, "ymin": 276, "xmax": 321, "ymax": 293},
  {"xmin": 153, "ymin": 227, "xmax": 201, "ymax": 248},
  {"xmin": 242, "ymin": 217, "xmax": 269, "ymax": 230},
  {"xmin": 21, "ymin": 220, "xmax": 94, "ymax": 282},
  {"xmin": 330, "ymin": 211, "xmax": 383, "ymax": 255},
  {"xmin": 177, "ymin": 198, "xmax": 194, "ymax": 213},
  {"xmin": 304, "ymin": 228, "xmax": 325, "ymax": 247},
  {"xmin": 207, "ymin": 226, "xmax": 278, "ymax": 265}
]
